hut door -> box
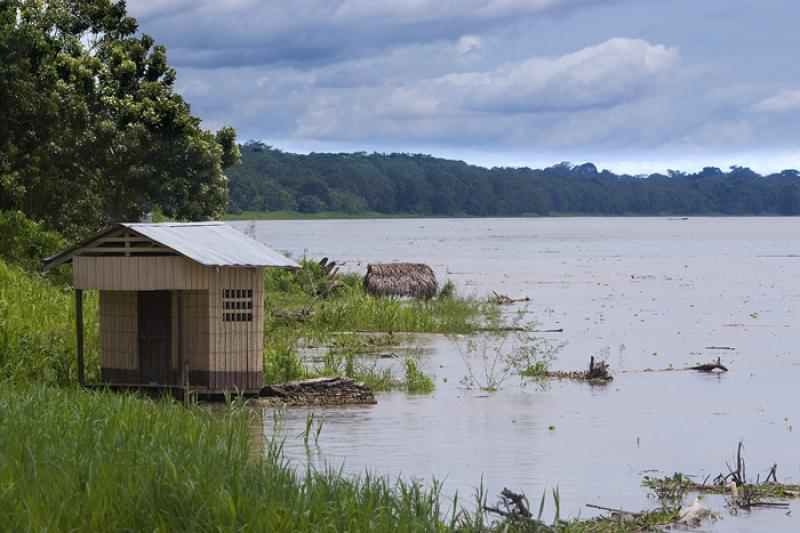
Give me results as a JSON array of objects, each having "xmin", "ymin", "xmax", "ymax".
[{"xmin": 138, "ymin": 291, "xmax": 172, "ymax": 384}]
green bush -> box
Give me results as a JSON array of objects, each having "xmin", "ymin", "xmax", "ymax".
[{"xmin": 0, "ymin": 210, "xmax": 64, "ymax": 273}]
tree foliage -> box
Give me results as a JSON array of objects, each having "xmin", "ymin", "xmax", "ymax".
[
  {"xmin": 228, "ymin": 142, "xmax": 800, "ymax": 216},
  {"xmin": 0, "ymin": 0, "xmax": 238, "ymax": 238}
]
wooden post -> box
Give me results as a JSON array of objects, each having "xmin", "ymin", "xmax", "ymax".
[
  {"xmin": 75, "ymin": 289, "xmax": 85, "ymax": 386},
  {"xmin": 177, "ymin": 290, "xmax": 187, "ymax": 401}
]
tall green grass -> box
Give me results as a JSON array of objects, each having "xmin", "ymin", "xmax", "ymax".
[
  {"xmin": 311, "ymin": 285, "xmax": 485, "ymax": 333},
  {"xmin": 0, "ymin": 260, "xmax": 98, "ymax": 385},
  {"xmin": 264, "ymin": 259, "xmax": 489, "ymax": 336},
  {"xmin": 0, "ymin": 385, "xmax": 453, "ymax": 531}
]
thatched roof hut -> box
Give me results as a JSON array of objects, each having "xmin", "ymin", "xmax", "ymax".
[{"xmin": 364, "ymin": 263, "xmax": 438, "ymax": 299}]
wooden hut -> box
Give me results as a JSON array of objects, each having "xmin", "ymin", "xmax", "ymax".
[
  {"xmin": 42, "ymin": 222, "xmax": 299, "ymax": 394},
  {"xmin": 363, "ymin": 263, "xmax": 438, "ymax": 299}
]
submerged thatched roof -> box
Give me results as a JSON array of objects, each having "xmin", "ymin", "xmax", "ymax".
[{"xmin": 364, "ymin": 263, "xmax": 438, "ymax": 300}]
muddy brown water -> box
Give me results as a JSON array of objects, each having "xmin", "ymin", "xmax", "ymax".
[{"xmin": 236, "ymin": 217, "xmax": 800, "ymax": 531}]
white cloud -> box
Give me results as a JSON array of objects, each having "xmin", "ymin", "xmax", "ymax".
[
  {"xmin": 456, "ymin": 35, "xmax": 484, "ymax": 59},
  {"xmin": 377, "ymin": 38, "xmax": 679, "ymax": 116},
  {"xmin": 753, "ymin": 89, "xmax": 800, "ymax": 112}
]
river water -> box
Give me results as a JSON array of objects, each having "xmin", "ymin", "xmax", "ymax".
[{"xmin": 234, "ymin": 217, "xmax": 800, "ymax": 531}]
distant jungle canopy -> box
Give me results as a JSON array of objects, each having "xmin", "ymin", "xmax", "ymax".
[{"xmin": 228, "ymin": 142, "xmax": 800, "ymax": 217}]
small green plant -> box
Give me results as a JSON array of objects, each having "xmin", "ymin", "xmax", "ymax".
[
  {"xmin": 438, "ymin": 279, "xmax": 456, "ymax": 300},
  {"xmin": 263, "ymin": 343, "xmax": 307, "ymax": 384},
  {"xmin": 297, "ymin": 411, "xmax": 324, "ymax": 446},
  {"xmin": 404, "ymin": 358, "xmax": 435, "ymax": 393},
  {"xmin": 642, "ymin": 472, "xmax": 693, "ymax": 513}
]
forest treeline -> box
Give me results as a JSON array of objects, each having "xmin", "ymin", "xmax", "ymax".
[{"xmin": 228, "ymin": 142, "xmax": 800, "ymax": 216}]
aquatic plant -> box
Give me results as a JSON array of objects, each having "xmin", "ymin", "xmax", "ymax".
[
  {"xmin": 454, "ymin": 324, "xmax": 562, "ymax": 392},
  {"xmin": 404, "ymin": 357, "xmax": 435, "ymax": 393},
  {"xmin": 297, "ymin": 411, "xmax": 324, "ymax": 447}
]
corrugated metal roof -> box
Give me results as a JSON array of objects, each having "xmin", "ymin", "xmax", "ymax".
[
  {"xmin": 42, "ymin": 222, "xmax": 299, "ymax": 269},
  {"xmin": 122, "ymin": 222, "xmax": 299, "ymax": 268}
]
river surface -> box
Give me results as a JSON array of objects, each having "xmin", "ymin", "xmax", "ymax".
[{"xmin": 234, "ymin": 217, "xmax": 800, "ymax": 531}]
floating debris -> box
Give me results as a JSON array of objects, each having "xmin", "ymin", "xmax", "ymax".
[
  {"xmin": 546, "ymin": 356, "xmax": 613, "ymax": 382},
  {"xmin": 489, "ymin": 291, "xmax": 531, "ymax": 305}
]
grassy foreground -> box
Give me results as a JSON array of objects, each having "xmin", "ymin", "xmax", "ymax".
[{"xmin": 0, "ymin": 385, "xmax": 454, "ymax": 531}]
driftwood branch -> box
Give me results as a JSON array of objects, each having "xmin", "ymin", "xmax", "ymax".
[
  {"xmin": 490, "ymin": 291, "xmax": 530, "ymax": 305},
  {"xmin": 484, "ymin": 488, "xmax": 554, "ymax": 532},
  {"xmin": 585, "ymin": 503, "xmax": 637, "ymax": 516},
  {"xmin": 628, "ymin": 357, "xmax": 730, "ymax": 374},
  {"xmin": 689, "ymin": 357, "xmax": 728, "ymax": 372}
]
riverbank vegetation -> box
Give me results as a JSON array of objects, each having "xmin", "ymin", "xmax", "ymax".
[
  {"xmin": 228, "ymin": 142, "xmax": 800, "ymax": 217},
  {"xmin": 261, "ymin": 258, "xmax": 489, "ymax": 389}
]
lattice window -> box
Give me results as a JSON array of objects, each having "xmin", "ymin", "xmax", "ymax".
[{"xmin": 222, "ymin": 289, "xmax": 254, "ymax": 322}]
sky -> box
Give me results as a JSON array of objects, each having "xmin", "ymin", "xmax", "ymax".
[{"xmin": 126, "ymin": 0, "xmax": 800, "ymax": 175}]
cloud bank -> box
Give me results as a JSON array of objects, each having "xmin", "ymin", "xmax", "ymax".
[{"xmin": 127, "ymin": 0, "xmax": 800, "ymax": 173}]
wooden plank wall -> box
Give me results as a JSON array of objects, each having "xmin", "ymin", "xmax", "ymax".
[
  {"xmin": 87, "ymin": 258, "xmax": 265, "ymax": 391},
  {"xmin": 73, "ymin": 256, "xmax": 215, "ymax": 291},
  {"xmin": 174, "ymin": 290, "xmax": 210, "ymax": 383},
  {"xmin": 208, "ymin": 267, "xmax": 264, "ymax": 390},
  {"xmin": 99, "ymin": 291, "xmax": 138, "ymax": 381}
]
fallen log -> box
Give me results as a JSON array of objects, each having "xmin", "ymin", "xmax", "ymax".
[
  {"xmin": 255, "ymin": 377, "xmax": 376, "ymax": 406},
  {"xmin": 546, "ymin": 356, "xmax": 613, "ymax": 382},
  {"xmin": 585, "ymin": 503, "xmax": 639, "ymax": 517},
  {"xmin": 489, "ymin": 291, "xmax": 530, "ymax": 305}
]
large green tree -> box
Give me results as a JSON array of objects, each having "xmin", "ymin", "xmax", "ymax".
[{"xmin": 0, "ymin": 0, "xmax": 238, "ymax": 237}]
